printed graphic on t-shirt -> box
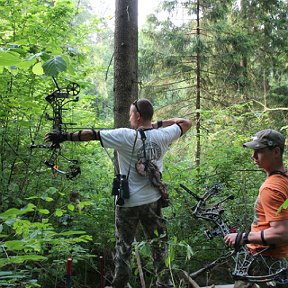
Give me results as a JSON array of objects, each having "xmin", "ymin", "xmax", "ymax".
[{"xmin": 137, "ymin": 142, "xmax": 161, "ymax": 161}]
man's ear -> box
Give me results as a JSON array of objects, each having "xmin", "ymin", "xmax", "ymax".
[
  {"xmin": 274, "ymin": 146, "xmax": 282, "ymax": 158},
  {"xmin": 136, "ymin": 112, "xmax": 141, "ymax": 121}
]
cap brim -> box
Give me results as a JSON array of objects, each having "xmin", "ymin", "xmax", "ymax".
[{"xmin": 243, "ymin": 140, "xmax": 267, "ymax": 150}]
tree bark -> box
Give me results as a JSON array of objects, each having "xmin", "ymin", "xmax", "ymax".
[
  {"xmin": 195, "ymin": 0, "xmax": 201, "ymax": 171},
  {"xmin": 114, "ymin": 0, "xmax": 138, "ymax": 128}
]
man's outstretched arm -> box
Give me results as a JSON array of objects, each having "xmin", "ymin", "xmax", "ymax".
[
  {"xmin": 45, "ymin": 129, "xmax": 100, "ymax": 143},
  {"xmin": 153, "ymin": 118, "xmax": 192, "ymax": 135}
]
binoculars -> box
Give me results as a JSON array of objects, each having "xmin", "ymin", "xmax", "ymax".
[{"xmin": 112, "ymin": 174, "xmax": 130, "ymax": 205}]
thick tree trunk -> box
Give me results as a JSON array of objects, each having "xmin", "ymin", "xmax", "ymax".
[{"xmin": 114, "ymin": 0, "xmax": 138, "ymax": 128}]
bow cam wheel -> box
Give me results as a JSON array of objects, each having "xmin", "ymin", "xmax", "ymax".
[{"xmin": 67, "ymin": 82, "xmax": 80, "ymax": 96}]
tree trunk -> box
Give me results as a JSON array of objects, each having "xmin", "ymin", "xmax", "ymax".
[
  {"xmin": 114, "ymin": 0, "xmax": 138, "ymax": 128},
  {"xmin": 195, "ymin": 0, "xmax": 201, "ymax": 171}
]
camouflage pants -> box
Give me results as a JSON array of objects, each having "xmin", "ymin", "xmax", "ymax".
[{"xmin": 111, "ymin": 199, "xmax": 170, "ymax": 288}]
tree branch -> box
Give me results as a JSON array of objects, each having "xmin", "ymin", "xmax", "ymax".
[{"xmin": 252, "ymin": 99, "xmax": 288, "ymax": 112}]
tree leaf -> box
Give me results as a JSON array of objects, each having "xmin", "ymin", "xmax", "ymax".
[
  {"xmin": 32, "ymin": 62, "xmax": 44, "ymax": 75},
  {"xmin": 4, "ymin": 240, "xmax": 26, "ymax": 251},
  {"xmin": 40, "ymin": 196, "xmax": 54, "ymax": 202},
  {"xmin": 42, "ymin": 56, "xmax": 67, "ymax": 76},
  {"xmin": 55, "ymin": 209, "xmax": 63, "ymax": 217},
  {"xmin": 0, "ymin": 52, "xmax": 22, "ymax": 66},
  {"xmin": 38, "ymin": 209, "xmax": 50, "ymax": 215},
  {"xmin": 45, "ymin": 187, "xmax": 57, "ymax": 195},
  {"xmin": 0, "ymin": 255, "xmax": 47, "ymax": 267},
  {"xmin": 67, "ymin": 204, "xmax": 75, "ymax": 211},
  {"xmin": 57, "ymin": 231, "xmax": 86, "ymax": 236},
  {"xmin": 0, "ymin": 203, "xmax": 35, "ymax": 219},
  {"xmin": 0, "ymin": 270, "xmax": 26, "ymax": 280}
]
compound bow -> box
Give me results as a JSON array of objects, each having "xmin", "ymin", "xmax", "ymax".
[
  {"xmin": 178, "ymin": 184, "xmax": 288, "ymax": 284},
  {"xmin": 31, "ymin": 77, "xmax": 81, "ymax": 179}
]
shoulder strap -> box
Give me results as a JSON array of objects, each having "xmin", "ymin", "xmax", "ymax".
[
  {"xmin": 127, "ymin": 130, "xmax": 139, "ymax": 179},
  {"xmin": 138, "ymin": 129, "xmax": 147, "ymax": 160},
  {"xmin": 138, "ymin": 129, "xmax": 146, "ymax": 141},
  {"xmin": 138, "ymin": 129, "xmax": 150, "ymax": 172}
]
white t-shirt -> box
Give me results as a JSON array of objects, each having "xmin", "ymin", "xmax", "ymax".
[{"xmin": 99, "ymin": 124, "xmax": 182, "ymax": 207}]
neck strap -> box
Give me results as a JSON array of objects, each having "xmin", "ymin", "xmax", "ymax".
[
  {"xmin": 138, "ymin": 129, "xmax": 147, "ymax": 160},
  {"xmin": 269, "ymin": 170, "xmax": 288, "ymax": 178}
]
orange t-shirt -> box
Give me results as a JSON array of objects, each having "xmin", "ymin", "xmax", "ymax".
[{"xmin": 249, "ymin": 173, "xmax": 288, "ymax": 258}]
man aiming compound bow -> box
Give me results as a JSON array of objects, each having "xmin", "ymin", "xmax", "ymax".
[{"xmin": 45, "ymin": 98, "xmax": 192, "ymax": 288}]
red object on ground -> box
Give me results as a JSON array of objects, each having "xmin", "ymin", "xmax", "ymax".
[
  {"xmin": 67, "ymin": 257, "xmax": 72, "ymax": 275},
  {"xmin": 100, "ymin": 256, "xmax": 105, "ymax": 288}
]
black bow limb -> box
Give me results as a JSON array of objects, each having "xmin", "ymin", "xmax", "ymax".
[{"xmin": 179, "ymin": 184, "xmax": 234, "ymax": 240}]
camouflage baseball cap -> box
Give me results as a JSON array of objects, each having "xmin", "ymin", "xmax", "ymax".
[{"xmin": 243, "ymin": 129, "xmax": 285, "ymax": 151}]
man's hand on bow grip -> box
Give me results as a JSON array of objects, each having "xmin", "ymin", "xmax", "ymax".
[{"xmin": 45, "ymin": 131, "xmax": 68, "ymax": 146}]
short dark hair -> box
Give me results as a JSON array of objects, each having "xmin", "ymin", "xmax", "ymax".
[{"xmin": 132, "ymin": 99, "xmax": 154, "ymax": 121}]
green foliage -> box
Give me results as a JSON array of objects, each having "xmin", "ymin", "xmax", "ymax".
[
  {"xmin": 42, "ymin": 56, "xmax": 67, "ymax": 76},
  {"xmin": 0, "ymin": 199, "xmax": 93, "ymax": 287},
  {"xmin": 0, "ymin": 0, "xmax": 287, "ymax": 286},
  {"xmin": 0, "ymin": 51, "xmax": 23, "ymax": 66},
  {"xmin": 0, "ymin": 0, "xmax": 115, "ymax": 286}
]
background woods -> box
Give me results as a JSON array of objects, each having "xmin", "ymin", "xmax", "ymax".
[{"xmin": 0, "ymin": 0, "xmax": 287, "ymax": 287}]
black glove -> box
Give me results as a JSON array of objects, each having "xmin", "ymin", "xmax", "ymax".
[{"xmin": 45, "ymin": 131, "xmax": 68, "ymax": 146}]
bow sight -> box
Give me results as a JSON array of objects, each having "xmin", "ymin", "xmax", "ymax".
[{"xmin": 31, "ymin": 77, "xmax": 81, "ymax": 179}]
